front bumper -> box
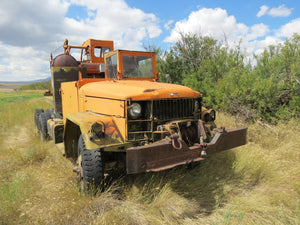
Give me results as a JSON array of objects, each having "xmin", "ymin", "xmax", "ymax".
[{"xmin": 126, "ymin": 127, "xmax": 247, "ymax": 174}]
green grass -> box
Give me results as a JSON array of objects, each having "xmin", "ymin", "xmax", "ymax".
[
  {"xmin": 0, "ymin": 92, "xmax": 299, "ymax": 225},
  {"xmin": 0, "ymin": 91, "xmax": 44, "ymax": 108},
  {"xmin": 0, "ymin": 93, "xmax": 53, "ymax": 224}
]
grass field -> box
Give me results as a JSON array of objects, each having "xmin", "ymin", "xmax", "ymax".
[
  {"xmin": 0, "ymin": 91, "xmax": 44, "ymax": 109},
  {"xmin": 0, "ymin": 91, "xmax": 299, "ymax": 225}
]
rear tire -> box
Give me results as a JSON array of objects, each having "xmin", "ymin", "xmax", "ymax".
[
  {"xmin": 45, "ymin": 108, "xmax": 54, "ymax": 120},
  {"xmin": 77, "ymin": 135, "xmax": 104, "ymax": 192},
  {"xmin": 38, "ymin": 112, "xmax": 48, "ymax": 141},
  {"xmin": 34, "ymin": 109, "xmax": 44, "ymax": 129}
]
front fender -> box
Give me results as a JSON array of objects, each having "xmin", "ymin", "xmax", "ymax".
[{"xmin": 66, "ymin": 112, "xmax": 124, "ymax": 149}]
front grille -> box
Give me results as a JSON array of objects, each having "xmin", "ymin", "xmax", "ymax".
[
  {"xmin": 153, "ymin": 99, "xmax": 195, "ymax": 121},
  {"xmin": 127, "ymin": 98, "xmax": 200, "ymax": 141}
]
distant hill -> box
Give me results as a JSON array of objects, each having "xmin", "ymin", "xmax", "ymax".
[{"xmin": 0, "ymin": 77, "xmax": 51, "ymax": 84}]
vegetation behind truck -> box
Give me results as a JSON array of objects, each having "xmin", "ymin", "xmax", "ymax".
[{"xmin": 34, "ymin": 39, "xmax": 247, "ymax": 190}]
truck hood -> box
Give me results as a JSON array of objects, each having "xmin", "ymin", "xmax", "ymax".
[{"xmin": 80, "ymin": 80, "xmax": 200, "ymax": 100}]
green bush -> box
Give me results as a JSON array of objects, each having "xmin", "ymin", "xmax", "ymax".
[
  {"xmin": 19, "ymin": 80, "xmax": 51, "ymax": 90},
  {"xmin": 158, "ymin": 33, "xmax": 300, "ymax": 123}
]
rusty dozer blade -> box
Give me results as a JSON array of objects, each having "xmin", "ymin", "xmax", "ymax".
[{"xmin": 126, "ymin": 127, "xmax": 247, "ymax": 174}]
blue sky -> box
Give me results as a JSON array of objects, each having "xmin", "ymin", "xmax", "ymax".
[{"xmin": 0, "ymin": 0, "xmax": 299, "ymax": 81}]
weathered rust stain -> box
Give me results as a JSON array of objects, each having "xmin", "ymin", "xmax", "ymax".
[{"xmin": 126, "ymin": 127, "xmax": 247, "ymax": 174}]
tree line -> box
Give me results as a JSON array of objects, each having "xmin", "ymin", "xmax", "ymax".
[{"xmin": 154, "ymin": 33, "xmax": 300, "ymax": 123}]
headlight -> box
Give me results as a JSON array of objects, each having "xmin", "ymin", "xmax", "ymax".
[
  {"xmin": 209, "ymin": 109, "xmax": 216, "ymax": 121},
  {"xmin": 91, "ymin": 122, "xmax": 105, "ymax": 138},
  {"xmin": 128, "ymin": 103, "xmax": 142, "ymax": 119},
  {"xmin": 202, "ymin": 109, "xmax": 216, "ymax": 122}
]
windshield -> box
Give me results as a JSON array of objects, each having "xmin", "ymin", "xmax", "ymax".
[{"xmin": 122, "ymin": 55, "xmax": 153, "ymax": 78}]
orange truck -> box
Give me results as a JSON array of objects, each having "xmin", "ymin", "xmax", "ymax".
[{"xmin": 34, "ymin": 39, "xmax": 247, "ymax": 190}]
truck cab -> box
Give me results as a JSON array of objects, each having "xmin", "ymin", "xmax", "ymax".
[{"xmin": 35, "ymin": 39, "xmax": 247, "ymax": 191}]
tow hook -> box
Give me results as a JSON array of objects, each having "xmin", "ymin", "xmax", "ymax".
[
  {"xmin": 200, "ymin": 143, "xmax": 207, "ymax": 156},
  {"xmin": 170, "ymin": 134, "xmax": 183, "ymax": 150}
]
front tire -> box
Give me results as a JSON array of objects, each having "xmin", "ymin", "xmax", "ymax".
[{"xmin": 77, "ymin": 135, "xmax": 104, "ymax": 192}]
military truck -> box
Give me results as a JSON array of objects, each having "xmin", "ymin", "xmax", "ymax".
[{"xmin": 34, "ymin": 39, "xmax": 247, "ymax": 189}]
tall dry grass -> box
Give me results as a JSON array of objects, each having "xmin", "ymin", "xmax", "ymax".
[{"xmin": 0, "ymin": 93, "xmax": 299, "ymax": 224}]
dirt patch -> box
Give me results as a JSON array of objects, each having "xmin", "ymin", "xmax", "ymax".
[{"xmin": 3, "ymin": 126, "xmax": 30, "ymax": 150}]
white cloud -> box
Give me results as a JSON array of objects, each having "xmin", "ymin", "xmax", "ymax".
[
  {"xmin": 64, "ymin": 0, "xmax": 162, "ymax": 49},
  {"xmin": 276, "ymin": 18, "xmax": 300, "ymax": 38},
  {"xmin": 269, "ymin": 5, "xmax": 293, "ymax": 17},
  {"xmin": 164, "ymin": 20, "xmax": 174, "ymax": 30},
  {"xmin": 249, "ymin": 36, "xmax": 283, "ymax": 56},
  {"xmin": 256, "ymin": 5, "xmax": 269, "ymax": 18},
  {"xmin": 164, "ymin": 8, "xmax": 248, "ymax": 44},
  {"xmin": 245, "ymin": 23, "xmax": 269, "ymax": 41},
  {"xmin": 0, "ymin": 0, "xmax": 69, "ymax": 49},
  {"xmin": 163, "ymin": 7, "xmax": 288, "ymax": 65},
  {"xmin": 0, "ymin": 0, "xmax": 162, "ymax": 81},
  {"xmin": 243, "ymin": 36, "xmax": 283, "ymax": 65},
  {"xmin": 164, "ymin": 8, "xmax": 254, "ymax": 44},
  {"xmin": 256, "ymin": 4, "xmax": 292, "ymax": 18},
  {"xmin": 0, "ymin": 44, "xmax": 49, "ymax": 81}
]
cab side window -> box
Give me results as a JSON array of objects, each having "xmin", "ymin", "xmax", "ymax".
[{"xmin": 106, "ymin": 54, "xmax": 117, "ymax": 78}]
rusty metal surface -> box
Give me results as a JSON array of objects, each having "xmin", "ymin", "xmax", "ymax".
[
  {"xmin": 192, "ymin": 127, "xmax": 248, "ymax": 155},
  {"xmin": 126, "ymin": 127, "xmax": 247, "ymax": 174},
  {"xmin": 52, "ymin": 54, "xmax": 79, "ymax": 67},
  {"xmin": 47, "ymin": 118, "xmax": 64, "ymax": 143},
  {"xmin": 126, "ymin": 139, "xmax": 204, "ymax": 174},
  {"xmin": 51, "ymin": 67, "xmax": 80, "ymax": 114},
  {"xmin": 65, "ymin": 111, "xmax": 124, "ymax": 150}
]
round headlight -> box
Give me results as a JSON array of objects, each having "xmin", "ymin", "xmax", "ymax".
[
  {"xmin": 128, "ymin": 103, "xmax": 142, "ymax": 119},
  {"xmin": 209, "ymin": 110, "xmax": 216, "ymax": 121},
  {"xmin": 91, "ymin": 122, "xmax": 104, "ymax": 138},
  {"xmin": 202, "ymin": 109, "xmax": 216, "ymax": 122}
]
